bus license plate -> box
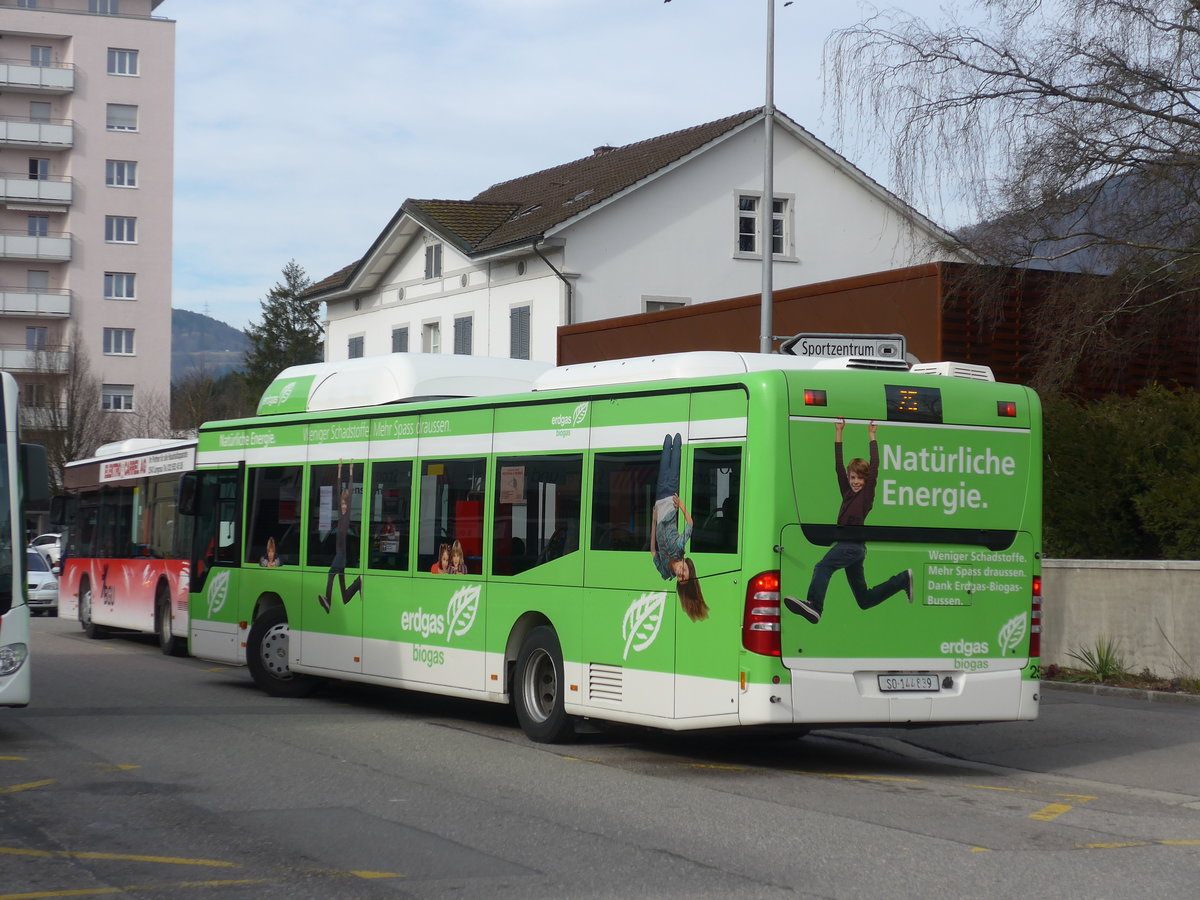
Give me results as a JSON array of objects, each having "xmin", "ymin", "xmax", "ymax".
[{"xmin": 878, "ymin": 674, "xmax": 939, "ymax": 693}]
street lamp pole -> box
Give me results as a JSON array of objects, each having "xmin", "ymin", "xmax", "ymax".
[{"xmin": 759, "ymin": 0, "xmax": 775, "ymax": 354}]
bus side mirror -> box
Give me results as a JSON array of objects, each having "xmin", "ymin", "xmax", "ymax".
[
  {"xmin": 178, "ymin": 471, "xmax": 197, "ymax": 516},
  {"xmin": 21, "ymin": 443, "xmax": 49, "ymax": 513}
]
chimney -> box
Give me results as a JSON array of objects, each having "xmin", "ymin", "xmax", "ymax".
[{"xmin": 593, "ymin": 145, "xmax": 616, "ymax": 156}]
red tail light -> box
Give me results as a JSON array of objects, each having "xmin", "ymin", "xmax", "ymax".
[
  {"xmin": 743, "ymin": 571, "xmax": 781, "ymax": 656},
  {"xmin": 1029, "ymin": 575, "xmax": 1042, "ymax": 659}
]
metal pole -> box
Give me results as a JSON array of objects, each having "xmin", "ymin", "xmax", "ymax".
[{"xmin": 760, "ymin": 0, "xmax": 775, "ymax": 354}]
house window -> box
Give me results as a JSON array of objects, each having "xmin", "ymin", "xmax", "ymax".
[
  {"xmin": 104, "ymin": 272, "xmax": 136, "ymax": 299},
  {"xmin": 454, "ymin": 315, "xmax": 473, "ymax": 355},
  {"xmin": 90, "ymin": 0, "xmax": 119, "ymax": 13},
  {"xmin": 391, "ymin": 326, "xmax": 409, "ymax": 353},
  {"xmin": 105, "ymin": 216, "xmax": 137, "ymax": 243},
  {"xmin": 510, "ymin": 305, "xmax": 530, "ymax": 360},
  {"xmin": 644, "ymin": 297, "xmax": 687, "ymax": 313},
  {"xmin": 28, "ymin": 158, "xmax": 48, "ymax": 181},
  {"xmin": 29, "ymin": 45, "xmax": 50, "ymax": 67},
  {"xmin": 347, "ymin": 335, "xmax": 364, "ymax": 358},
  {"xmin": 422, "ymin": 321, "xmax": 441, "ymax": 354},
  {"xmin": 23, "ymin": 383, "xmax": 49, "ymax": 408},
  {"xmin": 29, "ymin": 101, "xmax": 51, "ymax": 124},
  {"xmin": 102, "ymin": 384, "xmax": 135, "ymax": 412},
  {"xmin": 25, "ymin": 326, "xmax": 47, "ymax": 350},
  {"xmin": 107, "ymin": 48, "xmax": 138, "ymax": 76},
  {"xmin": 103, "ymin": 327, "xmax": 135, "ymax": 355},
  {"xmin": 27, "ymin": 270, "xmax": 49, "ymax": 291},
  {"xmin": 106, "ymin": 160, "xmax": 138, "ymax": 187},
  {"xmin": 27, "ymin": 216, "xmax": 49, "ymax": 237},
  {"xmin": 18, "ymin": 1, "xmax": 40, "ymax": 9},
  {"xmin": 106, "ymin": 104, "xmax": 138, "ymax": 132},
  {"xmin": 736, "ymin": 194, "xmax": 789, "ymax": 256},
  {"xmin": 424, "ymin": 243, "xmax": 443, "ymax": 279}
]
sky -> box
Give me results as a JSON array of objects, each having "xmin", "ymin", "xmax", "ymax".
[{"xmin": 171, "ymin": 0, "xmax": 960, "ymax": 330}]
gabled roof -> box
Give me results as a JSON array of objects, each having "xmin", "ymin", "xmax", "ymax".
[{"xmin": 307, "ymin": 108, "xmax": 964, "ymax": 300}]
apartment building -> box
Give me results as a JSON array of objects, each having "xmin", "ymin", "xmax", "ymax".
[{"xmin": 0, "ymin": 0, "xmax": 173, "ymax": 432}]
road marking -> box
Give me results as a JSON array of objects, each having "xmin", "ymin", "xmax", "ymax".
[
  {"xmin": 1029, "ymin": 803, "xmax": 1074, "ymax": 822},
  {"xmin": 0, "ymin": 781, "xmax": 54, "ymax": 794},
  {"xmin": 87, "ymin": 764, "xmax": 139, "ymax": 772},
  {"xmin": 791, "ymin": 771, "xmax": 920, "ymax": 783},
  {"xmin": 0, "ymin": 756, "xmax": 28, "ymax": 761},
  {"xmin": 0, "ymin": 878, "xmax": 271, "ymax": 899},
  {"xmin": 0, "ymin": 848, "xmax": 236, "ymax": 868}
]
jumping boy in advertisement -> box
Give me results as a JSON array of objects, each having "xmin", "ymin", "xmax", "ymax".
[
  {"xmin": 785, "ymin": 418, "xmax": 912, "ymax": 624},
  {"xmin": 318, "ymin": 460, "xmax": 363, "ymax": 613},
  {"xmin": 650, "ymin": 432, "xmax": 709, "ymax": 622}
]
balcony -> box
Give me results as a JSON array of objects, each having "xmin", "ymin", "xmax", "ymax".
[
  {"xmin": 0, "ymin": 286, "xmax": 71, "ymax": 317},
  {"xmin": 0, "ymin": 58, "xmax": 74, "ymax": 95},
  {"xmin": 0, "ymin": 116, "xmax": 73, "ymax": 150},
  {"xmin": 19, "ymin": 405, "xmax": 65, "ymax": 432},
  {"xmin": 0, "ymin": 229, "xmax": 72, "ymax": 262},
  {"xmin": 0, "ymin": 172, "xmax": 72, "ymax": 205},
  {"xmin": 0, "ymin": 344, "xmax": 69, "ymax": 373}
]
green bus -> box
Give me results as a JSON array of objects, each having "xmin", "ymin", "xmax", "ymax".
[{"xmin": 182, "ymin": 349, "xmax": 1042, "ymax": 742}]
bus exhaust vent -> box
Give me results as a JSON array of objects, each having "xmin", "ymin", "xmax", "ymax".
[
  {"xmin": 587, "ymin": 663, "xmax": 623, "ymax": 703},
  {"xmin": 840, "ymin": 357, "xmax": 911, "ymax": 372},
  {"xmin": 910, "ymin": 362, "xmax": 995, "ymax": 381}
]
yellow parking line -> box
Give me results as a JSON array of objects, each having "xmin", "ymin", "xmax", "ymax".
[
  {"xmin": 1030, "ymin": 803, "xmax": 1075, "ymax": 822},
  {"xmin": 0, "ymin": 848, "xmax": 235, "ymax": 868},
  {"xmin": 0, "ymin": 756, "xmax": 28, "ymax": 761},
  {"xmin": 0, "ymin": 780, "xmax": 54, "ymax": 794},
  {"xmin": 792, "ymin": 771, "xmax": 920, "ymax": 783}
]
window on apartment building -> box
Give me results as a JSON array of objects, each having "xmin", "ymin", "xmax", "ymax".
[
  {"xmin": 644, "ymin": 297, "xmax": 687, "ymax": 313},
  {"xmin": 23, "ymin": 383, "xmax": 49, "ymax": 409},
  {"xmin": 105, "ymin": 216, "xmax": 137, "ymax": 243},
  {"xmin": 510, "ymin": 306, "xmax": 530, "ymax": 360},
  {"xmin": 424, "ymin": 243, "xmax": 443, "ymax": 279},
  {"xmin": 103, "ymin": 328, "xmax": 135, "ymax": 356},
  {"xmin": 27, "ymin": 270, "xmax": 49, "ymax": 291},
  {"xmin": 454, "ymin": 316, "xmax": 473, "ymax": 355},
  {"xmin": 18, "ymin": 2, "xmax": 41, "ymax": 11},
  {"xmin": 28, "ymin": 159, "xmax": 49, "ymax": 181},
  {"xmin": 102, "ymin": 384, "xmax": 135, "ymax": 412},
  {"xmin": 106, "ymin": 104, "xmax": 138, "ymax": 132},
  {"xmin": 25, "ymin": 327, "xmax": 48, "ymax": 351},
  {"xmin": 27, "ymin": 216, "xmax": 49, "ymax": 237},
  {"xmin": 29, "ymin": 102, "xmax": 51, "ymax": 124},
  {"xmin": 736, "ymin": 194, "xmax": 789, "ymax": 257},
  {"xmin": 104, "ymin": 272, "xmax": 136, "ymax": 299},
  {"xmin": 90, "ymin": 0, "xmax": 120, "ymax": 13},
  {"xmin": 107, "ymin": 48, "xmax": 138, "ymax": 76},
  {"xmin": 29, "ymin": 45, "xmax": 50, "ymax": 67},
  {"xmin": 347, "ymin": 336, "xmax": 364, "ymax": 359},
  {"xmin": 422, "ymin": 322, "xmax": 441, "ymax": 354},
  {"xmin": 391, "ymin": 327, "xmax": 409, "ymax": 353},
  {"xmin": 105, "ymin": 160, "xmax": 138, "ymax": 187}
]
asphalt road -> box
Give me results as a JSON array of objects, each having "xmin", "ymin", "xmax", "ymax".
[{"xmin": 2, "ymin": 615, "xmax": 1197, "ymax": 899}]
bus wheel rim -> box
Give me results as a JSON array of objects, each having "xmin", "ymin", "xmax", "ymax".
[
  {"xmin": 522, "ymin": 647, "xmax": 556, "ymax": 723},
  {"xmin": 259, "ymin": 622, "xmax": 293, "ymax": 680}
]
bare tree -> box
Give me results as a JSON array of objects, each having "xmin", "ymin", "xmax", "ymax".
[{"xmin": 825, "ymin": 1, "xmax": 1200, "ymax": 390}]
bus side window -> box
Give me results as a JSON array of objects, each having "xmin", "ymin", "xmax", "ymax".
[
  {"xmin": 591, "ymin": 451, "xmax": 658, "ymax": 552},
  {"xmin": 245, "ymin": 466, "xmax": 302, "ymax": 566},
  {"xmin": 492, "ymin": 454, "xmax": 582, "ymax": 576},
  {"xmin": 418, "ymin": 457, "xmax": 486, "ymax": 573},
  {"xmin": 690, "ymin": 446, "xmax": 742, "ymax": 554}
]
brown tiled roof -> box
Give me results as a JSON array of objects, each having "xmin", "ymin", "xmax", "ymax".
[{"xmin": 306, "ymin": 108, "xmax": 762, "ymax": 297}]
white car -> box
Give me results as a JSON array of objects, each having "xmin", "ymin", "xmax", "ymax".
[
  {"xmin": 26, "ymin": 548, "xmax": 58, "ymax": 617},
  {"xmin": 30, "ymin": 533, "xmax": 61, "ymax": 566}
]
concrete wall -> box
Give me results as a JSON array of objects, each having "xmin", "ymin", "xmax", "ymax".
[{"xmin": 1041, "ymin": 560, "xmax": 1200, "ymax": 679}]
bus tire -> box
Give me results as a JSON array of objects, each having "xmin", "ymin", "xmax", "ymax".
[
  {"xmin": 513, "ymin": 626, "xmax": 575, "ymax": 744},
  {"xmin": 79, "ymin": 584, "xmax": 108, "ymax": 639},
  {"xmin": 156, "ymin": 587, "xmax": 187, "ymax": 657},
  {"xmin": 246, "ymin": 605, "xmax": 319, "ymax": 698}
]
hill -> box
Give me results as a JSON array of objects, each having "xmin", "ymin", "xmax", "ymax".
[{"xmin": 172, "ymin": 308, "xmax": 248, "ymax": 382}]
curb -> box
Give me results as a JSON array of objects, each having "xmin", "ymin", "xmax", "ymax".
[{"xmin": 1042, "ymin": 680, "xmax": 1200, "ymax": 706}]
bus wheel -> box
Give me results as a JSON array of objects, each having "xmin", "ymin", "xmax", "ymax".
[
  {"xmin": 247, "ymin": 606, "xmax": 318, "ymax": 698},
  {"xmin": 514, "ymin": 626, "xmax": 575, "ymax": 743},
  {"xmin": 79, "ymin": 585, "xmax": 108, "ymax": 640},
  {"xmin": 156, "ymin": 588, "xmax": 187, "ymax": 657}
]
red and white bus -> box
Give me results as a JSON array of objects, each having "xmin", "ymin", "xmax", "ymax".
[{"xmin": 59, "ymin": 438, "xmax": 195, "ymax": 654}]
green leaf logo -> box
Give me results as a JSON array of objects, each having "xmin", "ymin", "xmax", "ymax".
[
  {"xmin": 572, "ymin": 402, "xmax": 589, "ymax": 426},
  {"xmin": 622, "ymin": 591, "xmax": 666, "ymax": 660},
  {"xmin": 206, "ymin": 569, "xmax": 231, "ymax": 618},
  {"xmin": 446, "ymin": 584, "xmax": 481, "ymax": 641},
  {"xmin": 998, "ymin": 613, "xmax": 1027, "ymax": 655}
]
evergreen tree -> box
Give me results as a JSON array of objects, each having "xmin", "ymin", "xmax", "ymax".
[{"xmin": 240, "ymin": 260, "xmax": 321, "ymax": 400}]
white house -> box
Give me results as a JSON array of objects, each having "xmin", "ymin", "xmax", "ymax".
[{"xmin": 309, "ymin": 108, "xmax": 972, "ymax": 364}]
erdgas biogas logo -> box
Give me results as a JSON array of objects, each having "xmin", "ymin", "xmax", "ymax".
[
  {"xmin": 622, "ymin": 591, "xmax": 667, "ymax": 660},
  {"xmin": 939, "ymin": 613, "xmax": 1029, "ymax": 671},
  {"xmin": 550, "ymin": 402, "xmax": 589, "ymax": 434},
  {"xmin": 401, "ymin": 585, "xmax": 481, "ymax": 642}
]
